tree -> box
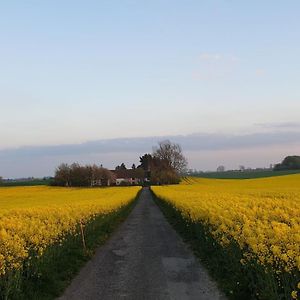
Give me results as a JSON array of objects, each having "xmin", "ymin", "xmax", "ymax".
[
  {"xmin": 53, "ymin": 163, "xmax": 114, "ymax": 187},
  {"xmin": 137, "ymin": 154, "xmax": 153, "ymax": 183},
  {"xmin": 217, "ymin": 165, "xmax": 225, "ymax": 172},
  {"xmin": 98, "ymin": 167, "xmax": 115, "ymax": 185},
  {"xmin": 115, "ymin": 163, "xmax": 127, "ymax": 170},
  {"xmin": 138, "ymin": 141, "xmax": 187, "ymax": 185},
  {"xmin": 274, "ymin": 155, "xmax": 300, "ymax": 171},
  {"xmin": 132, "ymin": 163, "xmax": 136, "ymax": 169},
  {"xmin": 153, "ymin": 140, "xmax": 187, "ymax": 174},
  {"xmin": 139, "ymin": 154, "xmax": 152, "ymax": 171},
  {"xmin": 86, "ymin": 164, "xmax": 102, "ymax": 186},
  {"xmin": 133, "ymin": 167, "xmax": 144, "ymax": 179},
  {"xmin": 0, "ymin": 176, "xmax": 3, "ymax": 185},
  {"xmin": 85, "ymin": 164, "xmax": 115, "ymax": 186},
  {"xmin": 150, "ymin": 157, "xmax": 180, "ymax": 185},
  {"xmin": 69, "ymin": 163, "xmax": 89, "ymax": 186},
  {"xmin": 53, "ymin": 163, "xmax": 71, "ymax": 186}
]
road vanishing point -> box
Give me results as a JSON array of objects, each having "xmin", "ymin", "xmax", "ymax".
[{"xmin": 59, "ymin": 188, "xmax": 227, "ymax": 300}]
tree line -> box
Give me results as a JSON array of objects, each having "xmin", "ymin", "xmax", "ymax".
[
  {"xmin": 52, "ymin": 163, "xmax": 114, "ymax": 187},
  {"xmin": 274, "ymin": 155, "xmax": 300, "ymax": 171},
  {"xmin": 52, "ymin": 140, "xmax": 188, "ymax": 187}
]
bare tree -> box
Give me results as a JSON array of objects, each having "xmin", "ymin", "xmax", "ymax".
[
  {"xmin": 69, "ymin": 163, "xmax": 89, "ymax": 186},
  {"xmin": 150, "ymin": 156, "xmax": 180, "ymax": 185},
  {"xmin": 153, "ymin": 140, "xmax": 187, "ymax": 174},
  {"xmin": 53, "ymin": 163, "xmax": 114, "ymax": 187},
  {"xmin": 97, "ymin": 166, "xmax": 115, "ymax": 185},
  {"xmin": 54, "ymin": 163, "xmax": 71, "ymax": 186}
]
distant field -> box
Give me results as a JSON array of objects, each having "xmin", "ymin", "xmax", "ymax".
[
  {"xmin": 192, "ymin": 169, "xmax": 300, "ymax": 179},
  {"xmin": 0, "ymin": 179, "xmax": 52, "ymax": 187}
]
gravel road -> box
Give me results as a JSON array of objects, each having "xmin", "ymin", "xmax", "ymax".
[{"xmin": 59, "ymin": 188, "xmax": 226, "ymax": 300}]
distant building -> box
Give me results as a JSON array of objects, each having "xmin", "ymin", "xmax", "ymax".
[
  {"xmin": 111, "ymin": 168, "xmax": 144, "ymax": 186},
  {"xmin": 91, "ymin": 178, "xmax": 113, "ymax": 187}
]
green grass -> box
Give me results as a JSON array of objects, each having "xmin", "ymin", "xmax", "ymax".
[
  {"xmin": 1, "ymin": 192, "xmax": 140, "ymax": 300},
  {"xmin": 193, "ymin": 169, "xmax": 300, "ymax": 179},
  {"xmin": 0, "ymin": 179, "xmax": 52, "ymax": 187}
]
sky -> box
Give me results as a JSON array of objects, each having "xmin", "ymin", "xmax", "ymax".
[{"xmin": 0, "ymin": 1, "xmax": 299, "ymax": 178}]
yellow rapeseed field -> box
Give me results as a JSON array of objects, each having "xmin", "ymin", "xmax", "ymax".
[
  {"xmin": 152, "ymin": 175, "xmax": 300, "ymax": 273},
  {"xmin": 0, "ymin": 186, "xmax": 140, "ymax": 276}
]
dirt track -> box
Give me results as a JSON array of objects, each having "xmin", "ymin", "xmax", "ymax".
[{"xmin": 59, "ymin": 188, "xmax": 226, "ymax": 300}]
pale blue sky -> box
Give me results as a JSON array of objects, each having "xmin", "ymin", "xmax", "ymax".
[{"xmin": 0, "ymin": 1, "xmax": 299, "ymax": 177}]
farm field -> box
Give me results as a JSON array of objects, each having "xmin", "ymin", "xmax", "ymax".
[
  {"xmin": 0, "ymin": 186, "xmax": 140, "ymax": 299},
  {"xmin": 152, "ymin": 174, "xmax": 300, "ymax": 300},
  {"xmin": 0, "ymin": 179, "xmax": 52, "ymax": 187},
  {"xmin": 192, "ymin": 169, "xmax": 300, "ymax": 179}
]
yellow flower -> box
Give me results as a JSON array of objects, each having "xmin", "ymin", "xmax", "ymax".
[
  {"xmin": 152, "ymin": 174, "xmax": 300, "ymax": 274},
  {"xmin": 0, "ymin": 186, "xmax": 140, "ymax": 275}
]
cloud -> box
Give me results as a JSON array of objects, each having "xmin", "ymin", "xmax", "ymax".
[
  {"xmin": 1, "ymin": 131, "xmax": 300, "ymax": 177},
  {"xmin": 255, "ymin": 122, "xmax": 300, "ymax": 129},
  {"xmin": 1, "ymin": 131, "xmax": 300, "ymax": 160}
]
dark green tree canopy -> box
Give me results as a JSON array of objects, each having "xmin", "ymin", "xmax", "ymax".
[
  {"xmin": 115, "ymin": 163, "xmax": 127, "ymax": 170},
  {"xmin": 274, "ymin": 155, "xmax": 300, "ymax": 171},
  {"xmin": 139, "ymin": 154, "xmax": 153, "ymax": 171}
]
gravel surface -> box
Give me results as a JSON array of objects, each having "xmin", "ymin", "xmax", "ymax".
[{"xmin": 59, "ymin": 188, "xmax": 227, "ymax": 300}]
